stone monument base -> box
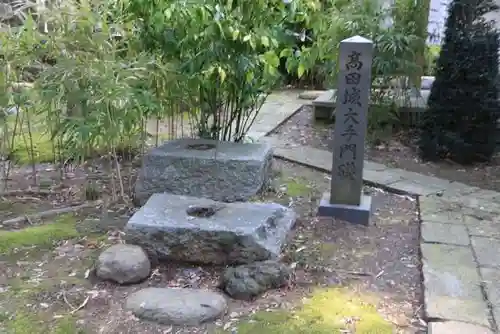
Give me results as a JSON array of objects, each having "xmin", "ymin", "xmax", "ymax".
[
  {"xmin": 317, "ymin": 192, "xmax": 372, "ymax": 226},
  {"xmin": 125, "ymin": 193, "xmax": 297, "ymax": 265},
  {"xmin": 134, "ymin": 138, "xmax": 273, "ymax": 205}
]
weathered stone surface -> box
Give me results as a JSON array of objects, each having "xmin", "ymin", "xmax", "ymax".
[
  {"xmin": 423, "ymin": 262, "xmax": 483, "ymax": 301},
  {"xmin": 125, "ymin": 288, "xmax": 227, "ymax": 325},
  {"xmin": 419, "ymin": 195, "xmax": 463, "ymax": 216},
  {"xmin": 492, "ymin": 307, "xmax": 500, "ymax": 328},
  {"xmin": 312, "ymin": 90, "xmax": 336, "ymax": 120},
  {"xmin": 298, "ymin": 90, "xmax": 326, "ymax": 100},
  {"xmin": 471, "ymin": 236, "xmax": 500, "ymax": 268},
  {"xmin": 134, "ymin": 138, "xmax": 273, "ymax": 205},
  {"xmin": 425, "ymin": 295, "xmax": 491, "ymax": 327},
  {"xmin": 95, "ymin": 244, "xmax": 151, "ymax": 284},
  {"xmin": 362, "ymin": 169, "xmax": 404, "ymax": 186},
  {"xmin": 468, "ymin": 220, "xmax": 500, "ymax": 239},
  {"xmin": 421, "ymin": 210, "xmax": 494, "ymax": 229},
  {"xmin": 428, "ymin": 321, "xmax": 493, "ymax": 334},
  {"xmin": 220, "ymin": 260, "xmax": 291, "ymax": 300},
  {"xmin": 421, "ymin": 222, "xmax": 470, "ymax": 246},
  {"xmin": 388, "ymin": 179, "xmax": 445, "ymax": 196},
  {"xmin": 421, "ymin": 243, "xmax": 477, "ymax": 268},
  {"xmin": 125, "ymin": 193, "xmax": 296, "ymax": 265},
  {"xmin": 479, "ymin": 267, "xmax": 500, "ymax": 307}
]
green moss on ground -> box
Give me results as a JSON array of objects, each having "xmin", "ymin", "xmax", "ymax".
[
  {"xmin": 227, "ymin": 288, "xmax": 393, "ymax": 334},
  {"xmin": 282, "ymin": 178, "xmax": 312, "ymax": 197},
  {"xmin": 3, "ymin": 311, "xmax": 84, "ymax": 334},
  {"xmin": 0, "ymin": 214, "xmax": 80, "ymax": 254},
  {"xmin": 0, "ymin": 213, "xmax": 98, "ymax": 333}
]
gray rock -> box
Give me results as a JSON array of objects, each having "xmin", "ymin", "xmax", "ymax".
[
  {"xmin": 125, "ymin": 193, "xmax": 296, "ymax": 265},
  {"xmin": 125, "ymin": 287, "xmax": 227, "ymax": 325},
  {"xmin": 95, "ymin": 244, "xmax": 151, "ymax": 284},
  {"xmin": 220, "ymin": 260, "xmax": 291, "ymax": 300},
  {"xmin": 134, "ymin": 138, "xmax": 273, "ymax": 205}
]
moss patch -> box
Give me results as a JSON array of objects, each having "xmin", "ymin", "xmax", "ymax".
[
  {"xmin": 227, "ymin": 288, "xmax": 393, "ymax": 334},
  {"xmin": 0, "ymin": 214, "xmax": 80, "ymax": 254},
  {"xmin": 282, "ymin": 178, "xmax": 312, "ymax": 197},
  {"xmin": 3, "ymin": 311, "xmax": 84, "ymax": 334}
]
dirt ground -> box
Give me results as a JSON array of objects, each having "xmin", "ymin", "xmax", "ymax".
[
  {"xmin": 270, "ymin": 105, "xmax": 500, "ymax": 192},
  {"xmin": 0, "ymin": 158, "xmax": 424, "ymax": 333}
]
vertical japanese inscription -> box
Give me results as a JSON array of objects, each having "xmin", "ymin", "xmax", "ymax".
[
  {"xmin": 337, "ymin": 50, "xmax": 363, "ymax": 180},
  {"xmin": 330, "ymin": 36, "xmax": 373, "ymax": 206}
]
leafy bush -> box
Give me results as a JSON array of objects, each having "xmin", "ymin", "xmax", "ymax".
[
  {"xmin": 279, "ymin": 0, "xmax": 423, "ymax": 88},
  {"xmin": 418, "ymin": 0, "xmax": 500, "ymax": 164},
  {"xmin": 123, "ymin": 0, "xmax": 286, "ymax": 142}
]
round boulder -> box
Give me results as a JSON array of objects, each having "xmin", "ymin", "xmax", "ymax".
[
  {"xmin": 95, "ymin": 244, "xmax": 151, "ymax": 284},
  {"xmin": 220, "ymin": 260, "xmax": 291, "ymax": 300},
  {"xmin": 125, "ymin": 287, "xmax": 227, "ymax": 325}
]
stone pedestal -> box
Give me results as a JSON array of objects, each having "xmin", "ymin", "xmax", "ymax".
[
  {"xmin": 317, "ymin": 192, "xmax": 372, "ymax": 226},
  {"xmin": 125, "ymin": 193, "xmax": 297, "ymax": 265},
  {"xmin": 134, "ymin": 138, "xmax": 273, "ymax": 205}
]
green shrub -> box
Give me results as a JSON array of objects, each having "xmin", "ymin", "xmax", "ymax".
[{"xmin": 418, "ymin": 0, "xmax": 500, "ymax": 164}]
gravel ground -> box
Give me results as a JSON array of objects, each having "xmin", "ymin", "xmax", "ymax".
[{"xmin": 270, "ymin": 105, "xmax": 500, "ymax": 192}]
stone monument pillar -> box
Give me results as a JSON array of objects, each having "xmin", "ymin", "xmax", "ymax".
[{"xmin": 317, "ymin": 35, "xmax": 374, "ymax": 226}]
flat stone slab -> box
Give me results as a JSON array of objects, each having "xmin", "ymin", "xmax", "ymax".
[
  {"xmin": 421, "ymin": 243, "xmax": 477, "ymax": 268},
  {"xmin": 134, "ymin": 138, "xmax": 273, "ymax": 205},
  {"xmin": 428, "ymin": 321, "xmax": 493, "ymax": 334},
  {"xmin": 421, "ymin": 222, "xmax": 470, "ymax": 246},
  {"xmin": 479, "ymin": 267, "xmax": 500, "ymax": 307},
  {"xmin": 423, "ymin": 261, "xmax": 484, "ymax": 301},
  {"xmin": 298, "ymin": 90, "xmax": 326, "ymax": 100},
  {"xmin": 312, "ymin": 89, "xmax": 336, "ymax": 107},
  {"xmin": 467, "ymin": 219, "xmax": 500, "ymax": 239},
  {"xmin": 125, "ymin": 193, "xmax": 296, "ymax": 265},
  {"xmin": 425, "ymin": 295, "xmax": 491, "ymax": 327},
  {"xmin": 471, "ymin": 236, "xmax": 500, "ymax": 268},
  {"xmin": 125, "ymin": 288, "xmax": 227, "ymax": 325}
]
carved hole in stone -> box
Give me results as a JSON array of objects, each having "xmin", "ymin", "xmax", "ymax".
[
  {"xmin": 186, "ymin": 204, "xmax": 223, "ymax": 218},
  {"xmin": 186, "ymin": 143, "xmax": 216, "ymax": 151}
]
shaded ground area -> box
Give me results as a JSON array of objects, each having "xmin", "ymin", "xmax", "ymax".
[
  {"xmin": 0, "ymin": 159, "xmax": 423, "ymax": 333},
  {"xmin": 270, "ymin": 105, "xmax": 500, "ymax": 192}
]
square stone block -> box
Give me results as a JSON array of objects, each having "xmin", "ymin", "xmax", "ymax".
[
  {"xmin": 125, "ymin": 193, "xmax": 297, "ymax": 265},
  {"xmin": 134, "ymin": 138, "xmax": 273, "ymax": 205},
  {"xmin": 317, "ymin": 192, "xmax": 372, "ymax": 226}
]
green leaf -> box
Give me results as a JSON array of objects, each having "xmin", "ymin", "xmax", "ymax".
[
  {"xmin": 243, "ymin": 35, "xmax": 251, "ymax": 42},
  {"xmin": 218, "ymin": 67, "xmax": 226, "ymax": 83},
  {"xmin": 232, "ymin": 29, "xmax": 240, "ymax": 40},
  {"xmin": 280, "ymin": 48, "xmax": 293, "ymax": 58},
  {"xmin": 263, "ymin": 51, "xmax": 280, "ymax": 68},
  {"xmin": 246, "ymin": 71, "xmax": 254, "ymax": 83},
  {"xmin": 260, "ymin": 36, "xmax": 270, "ymax": 47},
  {"xmin": 249, "ymin": 37, "xmax": 256, "ymax": 50},
  {"xmin": 297, "ymin": 63, "xmax": 306, "ymax": 78}
]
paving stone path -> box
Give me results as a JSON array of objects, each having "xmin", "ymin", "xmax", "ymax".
[{"xmin": 249, "ymin": 91, "xmax": 500, "ymax": 334}]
